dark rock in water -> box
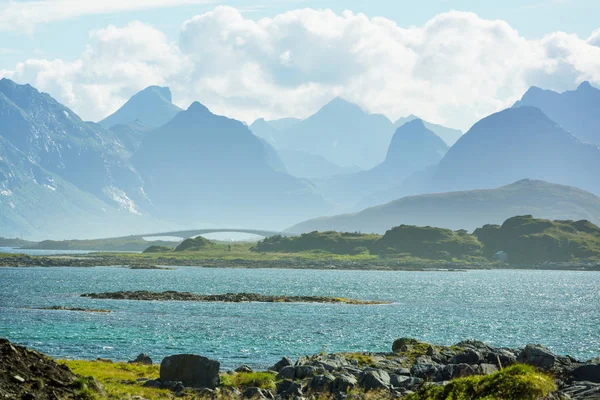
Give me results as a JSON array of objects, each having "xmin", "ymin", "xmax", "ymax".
[
  {"xmin": 276, "ymin": 379, "xmax": 304, "ymax": 397},
  {"xmin": 235, "ymin": 364, "xmax": 253, "ymax": 373},
  {"xmin": 160, "ymin": 354, "xmax": 220, "ymax": 388},
  {"xmin": 0, "ymin": 337, "xmax": 102, "ymax": 399},
  {"xmin": 518, "ymin": 344, "xmax": 557, "ymax": 370},
  {"xmin": 129, "ymin": 353, "xmax": 152, "ymax": 365},
  {"xmin": 568, "ymin": 364, "xmax": 600, "ymax": 383},
  {"xmin": 359, "ymin": 369, "xmax": 391, "ymax": 391},
  {"xmin": 308, "ymin": 373, "xmax": 336, "ymax": 392},
  {"xmin": 331, "ymin": 374, "xmax": 358, "ymax": 393},
  {"xmin": 242, "ymin": 387, "xmax": 275, "ymax": 399},
  {"xmin": 269, "ymin": 356, "xmax": 293, "ymax": 372}
]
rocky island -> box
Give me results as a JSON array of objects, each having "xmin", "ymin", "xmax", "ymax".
[{"xmin": 81, "ymin": 291, "xmax": 389, "ymax": 305}]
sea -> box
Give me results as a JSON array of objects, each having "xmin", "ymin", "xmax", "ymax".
[{"xmin": 0, "ymin": 266, "xmax": 598, "ymax": 369}]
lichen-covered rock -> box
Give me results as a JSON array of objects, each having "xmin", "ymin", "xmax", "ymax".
[
  {"xmin": 518, "ymin": 345, "xmax": 557, "ymax": 370},
  {"xmin": 359, "ymin": 369, "xmax": 391, "ymax": 391}
]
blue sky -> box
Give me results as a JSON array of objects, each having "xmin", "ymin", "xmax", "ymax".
[{"xmin": 1, "ymin": 0, "xmax": 599, "ymax": 130}]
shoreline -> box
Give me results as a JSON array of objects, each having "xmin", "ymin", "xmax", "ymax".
[
  {"xmin": 1, "ymin": 253, "xmax": 600, "ymax": 271},
  {"xmin": 2, "ymin": 337, "xmax": 598, "ymax": 399}
]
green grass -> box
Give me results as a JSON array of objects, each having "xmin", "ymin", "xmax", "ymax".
[
  {"xmin": 344, "ymin": 353, "xmax": 378, "ymax": 368},
  {"xmin": 220, "ymin": 372, "xmax": 276, "ymax": 390},
  {"xmin": 62, "ymin": 360, "xmax": 188, "ymax": 399},
  {"xmin": 406, "ymin": 364, "xmax": 556, "ymax": 400}
]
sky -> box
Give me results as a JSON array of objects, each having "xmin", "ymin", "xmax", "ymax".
[{"xmin": 1, "ymin": 0, "xmax": 599, "ymax": 130}]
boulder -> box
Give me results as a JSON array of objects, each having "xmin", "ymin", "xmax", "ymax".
[
  {"xmin": 129, "ymin": 353, "xmax": 152, "ymax": 365},
  {"xmin": 160, "ymin": 354, "xmax": 220, "ymax": 388},
  {"xmin": 518, "ymin": 345, "xmax": 557, "ymax": 370},
  {"xmin": 451, "ymin": 349, "xmax": 482, "ymax": 365},
  {"xmin": 331, "ymin": 374, "xmax": 358, "ymax": 393},
  {"xmin": 392, "ymin": 338, "xmax": 422, "ymax": 353},
  {"xmin": 359, "ymin": 369, "xmax": 391, "ymax": 391},
  {"xmin": 235, "ymin": 364, "xmax": 253, "ymax": 373},
  {"xmin": 390, "ymin": 374, "xmax": 410, "ymax": 388},
  {"xmin": 276, "ymin": 379, "xmax": 304, "ymax": 398},
  {"xmin": 276, "ymin": 366, "xmax": 296, "ymax": 380},
  {"xmin": 478, "ymin": 363, "xmax": 499, "ymax": 375},
  {"xmin": 295, "ymin": 365, "xmax": 319, "ymax": 379},
  {"xmin": 269, "ymin": 356, "xmax": 293, "ymax": 372},
  {"xmin": 569, "ymin": 364, "xmax": 600, "ymax": 383},
  {"xmin": 441, "ymin": 364, "xmax": 477, "ymax": 380},
  {"xmin": 308, "ymin": 374, "xmax": 335, "ymax": 393},
  {"xmin": 411, "ymin": 363, "xmax": 441, "ymax": 379}
]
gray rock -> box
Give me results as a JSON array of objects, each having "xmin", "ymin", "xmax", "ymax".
[
  {"xmin": 277, "ymin": 366, "xmax": 296, "ymax": 380},
  {"xmin": 569, "ymin": 364, "xmax": 600, "ymax": 383},
  {"xmin": 451, "ymin": 349, "xmax": 482, "ymax": 365},
  {"xmin": 394, "ymin": 377, "xmax": 424, "ymax": 389},
  {"xmin": 236, "ymin": 365, "xmax": 253, "ymax": 373},
  {"xmin": 269, "ymin": 357, "xmax": 293, "ymax": 372},
  {"xmin": 441, "ymin": 364, "xmax": 476, "ymax": 380},
  {"xmin": 393, "ymin": 368, "xmax": 411, "ymax": 376},
  {"xmin": 308, "ymin": 374, "xmax": 335, "ymax": 393},
  {"xmin": 359, "ymin": 369, "xmax": 391, "ymax": 391},
  {"xmin": 143, "ymin": 379, "xmax": 184, "ymax": 392},
  {"xmin": 331, "ymin": 374, "xmax": 358, "ymax": 393},
  {"xmin": 478, "ymin": 363, "xmax": 499, "ymax": 375},
  {"xmin": 411, "ymin": 363, "xmax": 441, "ymax": 379},
  {"xmin": 277, "ymin": 379, "xmax": 304, "ymax": 398},
  {"xmin": 486, "ymin": 349, "xmax": 518, "ymax": 367},
  {"xmin": 390, "ymin": 374, "xmax": 410, "ymax": 388},
  {"xmin": 242, "ymin": 387, "xmax": 275, "ymax": 399},
  {"xmin": 518, "ymin": 345, "xmax": 557, "ymax": 370},
  {"xmin": 392, "ymin": 338, "xmax": 422, "ymax": 353},
  {"xmin": 295, "ymin": 366, "xmax": 318, "ymax": 379},
  {"xmin": 129, "ymin": 353, "xmax": 152, "ymax": 365},
  {"xmin": 160, "ymin": 354, "xmax": 220, "ymax": 388}
]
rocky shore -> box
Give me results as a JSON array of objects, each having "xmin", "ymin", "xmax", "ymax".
[
  {"xmin": 81, "ymin": 291, "xmax": 389, "ymax": 305},
  {"xmin": 2, "ymin": 252, "xmax": 599, "ymax": 271},
  {"xmin": 27, "ymin": 305, "xmax": 112, "ymax": 313},
  {"xmin": 2, "ymin": 337, "xmax": 599, "ymax": 399}
]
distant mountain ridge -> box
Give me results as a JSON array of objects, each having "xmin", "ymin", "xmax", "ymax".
[
  {"xmin": 0, "ymin": 78, "xmax": 147, "ymax": 213},
  {"xmin": 312, "ymin": 119, "xmax": 449, "ymax": 209},
  {"xmin": 431, "ymin": 106, "xmax": 600, "ymax": 196},
  {"xmin": 514, "ymin": 81, "xmax": 600, "ymax": 146},
  {"xmin": 289, "ymin": 180, "xmax": 600, "ymax": 234},
  {"xmin": 394, "ymin": 115, "xmax": 463, "ymax": 146},
  {"xmin": 99, "ymin": 86, "xmax": 182, "ymax": 129},
  {"xmin": 133, "ymin": 101, "xmax": 331, "ymax": 228}
]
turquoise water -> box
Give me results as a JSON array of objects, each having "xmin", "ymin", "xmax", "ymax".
[{"xmin": 0, "ymin": 267, "xmax": 599, "ymax": 369}]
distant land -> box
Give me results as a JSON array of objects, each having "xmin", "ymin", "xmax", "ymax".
[{"xmin": 288, "ymin": 180, "xmax": 600, "ymax": 233}]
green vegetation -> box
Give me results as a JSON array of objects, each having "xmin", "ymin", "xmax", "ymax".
[
  {"xmin": 143, "ymin": 245, "xmax": 175, "ymax": 254},
  {"xmin": 406, "ymin": 364, "xmax": 556, "ymax": 400},
  {"xmin": 62, "ymin": 360, "xmax": 185, "ymax": 399},
  {"xmin": 220, "ymin": 372, "xmax": 276, "ymax": 390},
  {"xmin": 375, "ymin": 225, "xmax": 484, "ymax": 260},
  {"xmin": 252, "ymin": 231, "xmax": 381, "ymax": 255},
  {"xmin": 474, "ymin": 215, "xmax": 600, "ymax": 264},
  {"xmin": 25, "ymin": 237, "xmax": 179, "ymax": 252},
  {"xmin": 174, "ymin": 236, "xmax": 215, "ymax": 252}
]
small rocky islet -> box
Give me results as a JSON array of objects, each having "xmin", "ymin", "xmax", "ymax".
[
  {"xmin": 2, "ymin": 337, "xmax": 600, "ymax": 399},
  {"xmin": 81, "ymin": 290, "xmax": 389, "ymax": 305}
]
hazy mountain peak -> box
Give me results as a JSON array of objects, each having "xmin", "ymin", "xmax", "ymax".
[
  {"xmin": 320, "ymin": 96, "xmax": 365, "ymax": 114},
  {"xmin": 577, "ymin": 81, "xmax": 593, "ymax": 91},
  {"xmin": 98, "ymin": 85, "xmax": 182, "ymax": 129},
  {"xmin": 186, "ymin": 101, "xmax": 211, "ymax": 115},
  {"xmin": 385, "ymin": 118, "xmax": 448, "ymax": 163}
]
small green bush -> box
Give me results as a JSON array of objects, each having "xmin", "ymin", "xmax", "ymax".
[{"xmin": 220, "ymin": 372, "xmax": 276, "ymax": 390}]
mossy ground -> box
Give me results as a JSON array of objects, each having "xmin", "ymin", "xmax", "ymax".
[
  {"xmin": 220, "ymin": 372, "xmax": 277, "ymax": 390},
  {"xmin": 406, "ymin": 364, "xmax": 556, "ymax": 400}
]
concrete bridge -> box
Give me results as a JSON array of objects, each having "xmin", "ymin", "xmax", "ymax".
[{"xmin": 135, "ymin": 228, "xmax": 294, "ymax": 240}]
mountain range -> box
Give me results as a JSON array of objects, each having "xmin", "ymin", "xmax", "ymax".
[
  {"xmin": 288, "ymin": 179, "xmax": 600, "ymax": 233},
  {"xmin": 132, "ymin": 101, "xmax": 331, "ymax": 228},
  {"xmin": 514, "ymin": 81, "xmax": 600, "ymax": 146},
  {"xmin": 1, "ymin": 77, "xmax": 600, "ymax": 240}
]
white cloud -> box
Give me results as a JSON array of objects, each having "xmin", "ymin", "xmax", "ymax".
[
  {"xmin": 2, "ymin": 7, "xmax": 600, "ymax": 130},
  {"xmin": 0, "ymin": 0, "xmax": 215, "ymax": 33}
]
